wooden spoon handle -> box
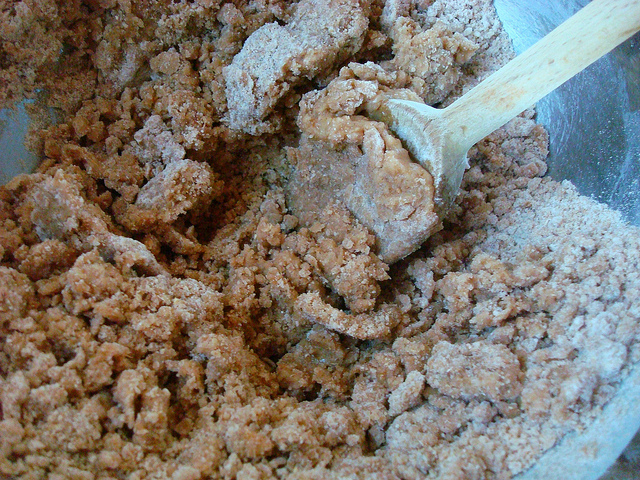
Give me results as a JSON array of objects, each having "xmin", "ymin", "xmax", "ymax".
[{"xmin": 443, "ymin": 0, "xmax": 640, "ymax": 151}]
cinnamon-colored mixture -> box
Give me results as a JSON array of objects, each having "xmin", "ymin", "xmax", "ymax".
[{"xmin": 1, "ymin": 0, "xmax": 639, "ymax": 479}]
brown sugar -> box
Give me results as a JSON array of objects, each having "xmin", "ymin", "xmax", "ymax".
[{"xmin": 1, "ymin": 0, "xmax": 639, "ymax": 479}]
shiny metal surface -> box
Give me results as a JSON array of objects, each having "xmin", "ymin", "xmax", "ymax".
[
  {"xmin": 0, "ymin": 101, "xmax": 39, "ymax": 185},
  {"xmin": 495, "ymin": 0, "xmax": 640, "ymax": 226}
]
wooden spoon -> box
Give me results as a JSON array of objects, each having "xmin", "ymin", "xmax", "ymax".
[{"xmin": 383, "ymin": 0, "xmax": 640, "ymax": 211}]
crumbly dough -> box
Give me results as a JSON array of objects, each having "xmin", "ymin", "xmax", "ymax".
[{"xmin": 1, "ymin": 1, "xmax": 639, "ymax": 479}]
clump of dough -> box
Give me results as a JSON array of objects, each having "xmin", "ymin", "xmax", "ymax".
[
  {"xmin": 223, "ymin": 0, "xmax": 372, "ymax": 134},
  {"xmin": 290, "ymin": 65, "xmax": 441, "ymax": 262},
  {"xmin": 427, "ymin": 340, "xmax": 524, "ymax": 402}
]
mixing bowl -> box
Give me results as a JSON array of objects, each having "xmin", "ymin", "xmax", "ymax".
[
  {"xmin": 1, "ymin": 1, "xmax": 639, "ymax": 478},
  {"xmin": 495, "ymin": 0, "xmax": 640, "ymax": 228}
]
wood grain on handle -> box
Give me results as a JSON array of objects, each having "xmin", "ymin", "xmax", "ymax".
[{"xmin": 443, "ymin": 0, "xmax": 640, "ymax": 151}]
